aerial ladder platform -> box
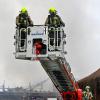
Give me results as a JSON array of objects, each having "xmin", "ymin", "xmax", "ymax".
[{"xmin": 14, "ymin": 25, "xmax": 82, "ymax": 100}]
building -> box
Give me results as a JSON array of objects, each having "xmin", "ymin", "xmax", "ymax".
[
  {"xmin": 0, "ymin": 91, "xmax": 60, "ymax": 100},
  {"xmin": 78, "ymin": 68, "xmax": 100, "ymax": 100}
]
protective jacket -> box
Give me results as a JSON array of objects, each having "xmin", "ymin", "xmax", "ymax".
[
  {"xmin": 16, "ymin": 13, "xmax": 33, "ymax": 28},
  {"xmin": 45, "ymin": 14, "xmax": 65, "ymax": 27},
  {"xmin": 83, "ymin": 91, "xmax": 93, "ymax": 100}
]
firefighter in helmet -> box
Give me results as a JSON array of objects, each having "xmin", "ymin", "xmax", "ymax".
[
  {"xmin": 83, "ymin": 85, "xmax": 93, "ymax": 100},
  {"xmin": 16, "ymin": 7, "xmax": 33, "ymax": 50},
  {"xmin": 45, "ymin": 7, "xmax": 65, "ymax": 27},
  {"xmin": 16, "ymin": 7, "xmax": 33, "ymax": 28},
  {"xmin": 45, "ymin": 7, "xmax": 65, "ymax": 50}
]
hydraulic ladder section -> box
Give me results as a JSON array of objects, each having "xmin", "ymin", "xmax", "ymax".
[
  {"xmin": 14, "ymin": 26, "xmax": 83, "ymax": 100},
  {"xmin": 40, "ymin": 56, "xmax": 82, "ymax": 100}
]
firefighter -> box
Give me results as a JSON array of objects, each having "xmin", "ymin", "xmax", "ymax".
[
  {"xmin": 45, "ymin": 7, "xmax": 65, "ymax": 27},
  {"xmin": 45, "ymin": 7, "xmax": 65, "ymax": 50},
  {"xmin": 83, "ymin": 86, "xmax": 93, "ymax": 100},
  {"xmin": 16, "ymin": 7, "xmax": 33, "ymax": 28},
  {"xmin": 16, "ymin": 7, "xmax": 33, "ymax": 49}
]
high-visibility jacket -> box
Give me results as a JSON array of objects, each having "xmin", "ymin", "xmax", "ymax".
[{"xmin": 83, "ymin": 91, "xmax": 93, "ymax": 100}]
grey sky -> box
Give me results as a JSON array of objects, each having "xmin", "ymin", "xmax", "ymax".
[{"xmin": 0, "ymin": 0, "xmax": 100, "ymax": 88}]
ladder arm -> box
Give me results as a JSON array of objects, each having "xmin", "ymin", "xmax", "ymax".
[{"xmin": 40, "ymin": 57, "xmax": 82, "ymax": 100}]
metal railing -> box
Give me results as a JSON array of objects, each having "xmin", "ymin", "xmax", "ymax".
[
  {"xmin": 19, "ymin": 28, "xmax": 27, "ymax": 51},
  {"xmin": 48, "ymin": 27, "xmax": 64, "ymax": 51}
]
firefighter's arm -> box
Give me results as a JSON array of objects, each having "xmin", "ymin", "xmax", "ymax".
[
  {"xmin": 28, "ymin": 16, "xmax": 33, "ymax": 26},
  {"xmin": 16, "ymin": 16, "xmax": 20, "ymax": 26},
  {"xmin": 89, "ymin": 92, "xmax": 93, "ymax": 99},
  {"xmin": 58, "ymin": 15, "xmax": 65, "ymax": 27},
  {"xmin": 45, "ymin": 16, "xmax": 49, "ymax": 26}
]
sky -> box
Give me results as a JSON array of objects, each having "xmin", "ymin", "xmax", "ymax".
[{"xmin": 0, "ymin": 0, "xmax": 100, "ymax": 89}]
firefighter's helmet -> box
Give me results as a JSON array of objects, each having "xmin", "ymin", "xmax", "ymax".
[
  {"xmin": 85, "ymin": 86, "xmax": 90, "ymax": 90},
  {"xmin": 49, "ymin": 7, "xmax": 57, "ymax": 14},
  {"xmin": 21, "ymin": 7, "xmax": 27, "ymax": 13}
]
